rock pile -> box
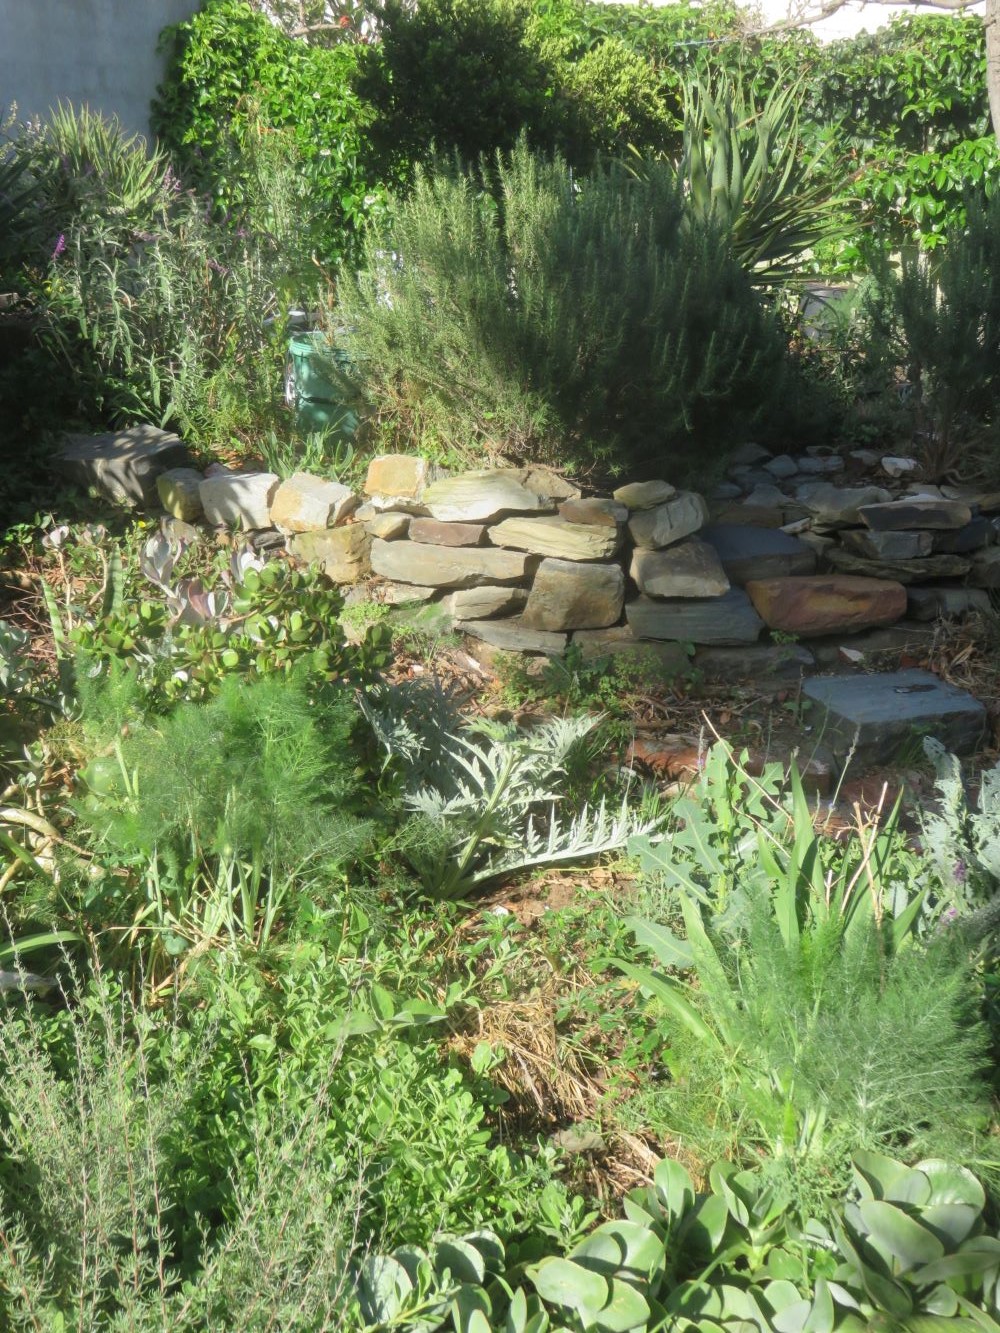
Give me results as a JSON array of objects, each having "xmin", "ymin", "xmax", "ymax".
[{"xmin": 56, "ymin": 429, "xmax": 1000, "ymax": 680}]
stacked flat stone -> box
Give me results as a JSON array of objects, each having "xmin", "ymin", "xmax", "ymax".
[{"xmin": 138, "ymin": 442, "xmax": 1000, "ymax": 670}]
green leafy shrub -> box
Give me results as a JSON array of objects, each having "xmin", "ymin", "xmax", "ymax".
[
  {"xmin": 153, "ymin": 0, "xmax": 380, "ymax": 267},
  {"xmin": 353, "ymin": 0, "xmax": 563, "ymax": 179},
  {"xmin": 335, "ymin": 138, "xmax": 789, "ymax": 478},
  {"xmin": 806, "ymin": 14, "xmax": 999, "ymax": 262}
]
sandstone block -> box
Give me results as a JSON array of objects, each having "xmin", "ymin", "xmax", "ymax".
[
  {"xmin": 627, "ymin": 492, "xmax": 708, "ymax": 550},
  {"xmin": 631, "ymin": 538, "xmax": 729, "ymax": 599},
  {"xmin": 490, "ymin": 515, "xmax": 621, "ymax": 560},
  {"xmin": 288, "ymin": 525, "xmax": 371, "ymax": 583},
  {"xmin": 269, "ymin": 472, "xmax": 358, "ymax": 532},
  {"xmin": 613, "ymin": 479, "xmax": 676, "ymax": 510},
  {"xmin": 522, "ymin": 558, "xmax": 625, "ymax": 631},
  {"xmin": 559, "ymin": 497, "xmax": 628, "ymax": 527},
  {"xmin": 157, "ymin": 467, "xmax": 204, "ymax": 522},
  {"xmin": 200, "ymin": 472, "xmax": 280, "ymax": 530},
  {"xmin": 364, "ymin": 453, "xmax": 434, "ymax": 499},
  {"xmin": 445, "ymin": 586, "xmax": 528, "ymax": 620},
  {"xmin": 422, "ymin": 471, "xmax": 551, "ymax": 523},
  {"xmin": 364, "ymin": 512, "xmax": 410, "ymax": 540},
  {"xmin": 745, "ymin": 575, "xmax": 906, "ymax": 637},
  {"xmin": 370, "ymin": 537, "xmax": 535, "ymax": 588},
  {"xmin": 458, "ymin": 617, "xmax": 567, "ymax": 655}
]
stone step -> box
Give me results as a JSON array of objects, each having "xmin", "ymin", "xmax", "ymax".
[{"xmin": 802, "ymin": 668, "xmax": 986, "ymax": 765}]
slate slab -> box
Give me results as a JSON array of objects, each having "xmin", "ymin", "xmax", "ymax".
[
  {"xmin": 858, "ymin": 499, "xmax": 973, "ymax": 531},
  {"xmin": 628, "ymin": 492, "xmax": 708, "ymax": 549},
  {"xmin": 371, "ymin": 537, "xmax": 536, "ymax": 588},
  {"xmin": 490, "ymin": 515, "xmax": 621, "ymax": 560},
  {"xmin": 825, "ymin": 548, "xmax": 971, "ymax": 584},
  {"xmin": 932, "ymin": 517, "xmax": 992, "ymax": 554},
  {"xmin": 559, "ymin": 497, "xmax": 628, "ymax": 527},
  {"xmin": 458, "ymin": 617, "xmax": 567, "ymax": 655},
  {"xmin": 625, "ymin": 589, "xmax": 764, "ymax": 645},
  {"xmin": 422, "ymin": 471, "xmax": 551, "ymax": 522},
  {"xmin": 57, "ymin": 426, "xmax": 190, "ymax": 508},
  {"xmin": 571, "ymin": 627, "xmax": 692, "ymax": 675},
  {"xmin": 794, "ymin": 482, "xmax": 893, "ymax": 527},
  {"xmin": 802, "ymin": 668, "xmax": 986, "ymax": 764},
  {"xmin": 840, "ymin": 528, "xmax": 933, "ymax": 561},
  {"xmin": 693, "ymin": 643, "xmax": 815, "ymax": 681},
  {"xmin": 907, "ymin": 586, "xmax": 993, "ymax": 621},
  {"xmin": 445, "ymin": 586, "xmax": 528, "ymax": 620},
  {"xmin": 700, "ymin": 524, "xmax": 816, "ymax": 585}
]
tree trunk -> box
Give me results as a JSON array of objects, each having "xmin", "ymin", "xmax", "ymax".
[{"xmin": 987, "ymin": 0, "xmax": 1000, "ymax": 146}]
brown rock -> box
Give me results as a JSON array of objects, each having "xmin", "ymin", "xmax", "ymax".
[
  {"xmin": 408, "ymin": 517, "xmax": 487, "ymax": 547},
  {"xmin": 288, "ymin": 525, "xmax": 371, "ymax": 583},
  {"xmin": 269, "ymin": 472, "xmax": 358, "ymax": 532},
  {"xmin": 522, "ymin": 558, "xmax": 625, "ymax": 631},
  {"xmin": 745, "ymin": 575, "xmax": 906, "ymax": 637},
  {"xmin": 559, "ymin": 497, "xmax": 628, "ymax": 527},
  {"xmin": 490, "ymin": 515, "xmax": 621, "ymax": 560}
]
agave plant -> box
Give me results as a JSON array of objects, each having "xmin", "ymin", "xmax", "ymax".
[{"xmin": 676, "ymin": 72, "xmax": 852, "ymax": 287}]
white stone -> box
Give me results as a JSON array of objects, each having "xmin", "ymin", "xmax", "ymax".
[{"xmin": 199, "ymin": 473, "xmax": 280, "ymax": 530}]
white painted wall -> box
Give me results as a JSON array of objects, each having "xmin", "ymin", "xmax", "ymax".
[{"xmin": 0, "ymin": 0, "xmax": 202, "ymax": 142}]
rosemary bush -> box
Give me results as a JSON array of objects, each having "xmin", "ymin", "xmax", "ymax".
[
  {"xmin": 11, "ymin": 105, "xmax": 312, "ymax": 441},
  {"xmin": 334, "ymin": 138, "xmax": 789, "ymax": 479}
]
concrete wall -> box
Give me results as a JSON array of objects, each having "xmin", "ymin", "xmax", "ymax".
[{"xmin": 0, "ymin": 0, "xmax": 202, "ymax": 143}]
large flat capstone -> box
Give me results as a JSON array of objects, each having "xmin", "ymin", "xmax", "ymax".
[
  {"xmin": 57, "ymin": 426, "xmax": 190, "ymax": 508},
  {"xmin": 802, "ymin": 668, "xmax": 986, "ymax": 764},
  {"xmin": 700, "ymin": 524, "xmax": 816, "ymax": 585}
]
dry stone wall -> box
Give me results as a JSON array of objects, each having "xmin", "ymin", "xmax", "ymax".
[{"xmin": 55, "ymin": 427, "xmax": 1000, "ymax": 679}]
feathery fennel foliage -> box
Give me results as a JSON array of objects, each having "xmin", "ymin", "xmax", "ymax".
[
  {"xmin": 363, "ymin": 686, "xmax": 658, "ymax": 899},
  {"xmin": 620, "ymin": 746, "xmax": 992, "ymax": 1214},
  {"xmin": 74, "ymin": 674, "xmax": 369, "ymax": 960}
]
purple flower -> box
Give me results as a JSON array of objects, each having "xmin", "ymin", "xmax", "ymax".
[
  {"xmin": 51, "ymin": 233, "xmax": 66, "ymax": 260},
  {"xmin": 953, "ymin": 859, "xmax": 968, "ymax": 884}
]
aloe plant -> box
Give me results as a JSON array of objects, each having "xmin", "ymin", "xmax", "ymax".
[{"xmin": 677, "ymin": 72, "xmax": 851, "ymax": 287}]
